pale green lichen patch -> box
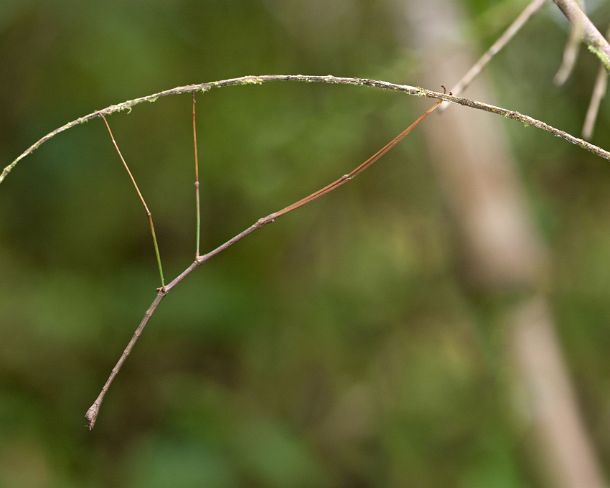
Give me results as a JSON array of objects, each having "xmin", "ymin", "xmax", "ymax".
[
  {"xmin": 108, "ymin": 101, "xmax": 135, "ymax": 114},
  {"xmin": 415, "ymin": 87, "xmax": 427, "ymax": 97},
  {"xmin": 147, "ymin": 95, "xmax": 159, "ymax": 103},
  {"xmin": 588, "ymin": 44, "xmax": 610, "ymax": 72},
  {"xmin": 243, "ymin": 76, "xmax": 264, "ymax": 85}
]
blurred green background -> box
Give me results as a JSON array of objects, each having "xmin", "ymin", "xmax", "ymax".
[{"xmin": 0, "ymin": 0, "xmax": 609, "ymax": 486}]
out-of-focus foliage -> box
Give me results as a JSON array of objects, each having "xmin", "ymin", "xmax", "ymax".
[{"xmin": 0, "ymin": 0, "xmax": 609, "ymax": 486}]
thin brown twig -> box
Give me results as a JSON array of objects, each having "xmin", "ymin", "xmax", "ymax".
[
  {"xmin": 83, "ymin": 99, "xmax": 441, "ymax": 430},
  {"xmin": 554, "ymin": 0, "xmax": 584, "ymax": 86},
  {"xmin": 102, "ymin": 116, "xmax": 166, "ymax": 287},
  {"xmin": 439, "ymin": 0, "xmax": 546, "ymax": 112},
  {"xmin": 3, "ymin": 74, "xmax": 610, "ymax": 187}
]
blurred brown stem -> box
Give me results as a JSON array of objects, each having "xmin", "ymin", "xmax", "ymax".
[
  {"xmin": 402, "ymin": 0, "xmax": 605, "ymax": 484},
  {"xmin": 554, "ymin": 0, "xmax": 585, "ymax": 86},
  {"xmin": 439, "ymin": 0, "xmax": 546, "ymax": 111},
  {"xmin": 582, "ymin": 25, "xmax": 610, "ymax": 140},
  {"xmin": 582, "ymin": 61, "xmax": 608, "ymax": 140}
]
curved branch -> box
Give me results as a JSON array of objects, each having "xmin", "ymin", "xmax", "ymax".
[{"xmin": 2, "ymin": 74, "xmax": 610, "ymax": 185}]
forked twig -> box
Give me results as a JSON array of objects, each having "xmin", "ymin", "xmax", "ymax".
[
  {"xmin": 84, "ymin": 98, "xmax": 442, "ymax": 430},
  {"xmin": 552, "ymin": 0, "xmax": 610, "ymax": 70},
  {"xmin": 439, "ymin": 0, "xmax": 546, "ymax": 112},
  {"xmin": 192, "ymin": 94, "xmax": 202, "ymax": 257},
  {"xmin": 102, "ymin": 116, "xmax": 166, "ymax": 287},
  {"xmin": 582, "ymin": 26, "xmax": 610, "ymax": 140}
]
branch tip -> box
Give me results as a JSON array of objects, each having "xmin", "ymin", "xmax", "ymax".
[{"xmin": 85, "ymin": 402, "xmax": 99, "ymax": 430}]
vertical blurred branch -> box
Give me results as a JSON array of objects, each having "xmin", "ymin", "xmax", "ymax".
[
  {"xmin": 554, "ymin": 0, "xmax": 584, "ymax": 86},
  {"xmin": 509, "ymin": 297, "xmax": 606, "ymax": 488},
  {"xmin": 582, "ymin": 59, "xmax": 608, "ymax": 139},
  {"xmin": 582, "ymin": 25, "xmax": 610, "ymax": 140},
  {"xmin": 393, "ymin": 0, "xmax": 605, "ymax": 486}
]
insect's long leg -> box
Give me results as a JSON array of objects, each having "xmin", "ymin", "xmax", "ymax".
[
  {"xmin": 101, "ymin": 116, "xmax": 166, "ymax": 287},
  {"xmin": 274, "ymin": 99, "xmax": 442, "ymax": 218},
  {"xmin": 192, "ymin": 94, "xmax": 202, "ymax": 258}
]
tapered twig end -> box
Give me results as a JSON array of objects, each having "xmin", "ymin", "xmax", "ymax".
[
  {"xmin": 85, "ymin": 402, "xmax": 100, "ymax": 430},
  {"xmin": 0, "ymin": 160, "xmax": 17, "ymax": 185}
]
